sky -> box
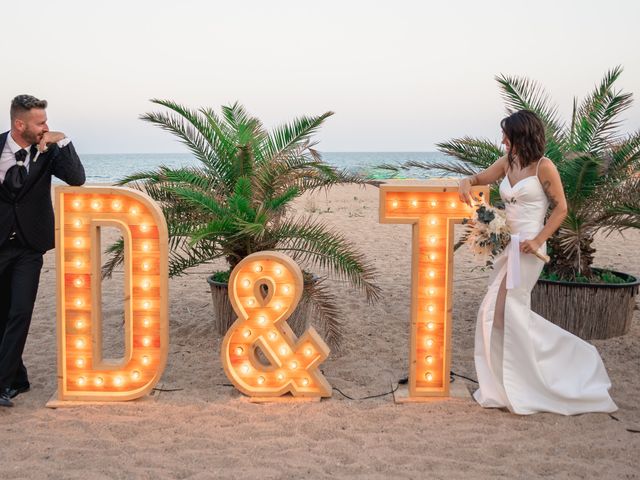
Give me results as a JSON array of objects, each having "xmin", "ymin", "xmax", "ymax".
[{"xmin": 2, "ymin": 0, "xmax": 639, "ymax": 153}]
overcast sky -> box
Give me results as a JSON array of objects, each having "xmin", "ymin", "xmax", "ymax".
[{"xmin": 2, "ymin": 0, "xmax": 639, "ymax": 153}]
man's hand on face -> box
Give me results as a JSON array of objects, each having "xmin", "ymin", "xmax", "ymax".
[{"xmin": 39, "ymin": 131, "xmax": 66, "ymax": 152}]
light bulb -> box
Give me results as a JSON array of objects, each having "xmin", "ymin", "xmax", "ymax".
[
  {"xmin": 235, "ymin": 346, "xmax": 244, "ymax": 356},
  {"xmin": 427, "ymin": 288, "xmax": 436, "ymax": 296},
  {"xmin": 429, "ymin": 236, "xmax": 437, "ymax": 245},
  {"xmin": 72, "ymin": 199, "xmax": 82, "ymax": 209},
  {"xmin": 240, "ymin": 364, "xmax": 250, "ymax": 374},
  {"xmin": 142, "ymin": 262, "xmax": 151, "ymax": 271},
  {"xmin": 132, "ymin": 371, "xmax": 141, "ymax": 381},
  {"xmin": 450, "ymin": 201, "xmax": 456, "ymax": 208},
  {"xmin": 426, "ymin": 338, "xmax": 434, "ymax": 347},
  {"xmin": 428, "ymin": 270, "xmax": 436, "ymax": 279},
  {"xmin": 74, "ymin": 298, "xmax": 84, "ymax": 307},
  {"xmin": 91, "ymin": 200, "xmax": 101, "ymax": 210},
  {"xmin": 302, "ymin": 378, "xmax": 310, "ymax": 387},
  {"xmin": 112, "ymin": 200, "xmax": 122, "ymax": 211},
  {"xmin": 142, "ymin": 337, "xmax": 151, "ymax": 347},
  {"xmin": 75, "ymin": 320, "xmax": 85, "ymax": 329},
  {"xmin": 429, "ymin": 253, "xmax": 437, "ymax": 261},
  {"xmin": 76, "ymin": 358, "xmax": 85, "ymax": 368},
  {"xmin": 283, "ymin": 286, "xmax": 290, "ymax": 294},
  {"xmin": 242, "ymin": 279, "xmax": 251, "ymax": 288},
  {"xmin": 142, "ymin": 300, "xmax": 151, "ymax": 310},
  {"xmin": 75, "ymin": 338, "xmax": 86, "ymax": 349},
  {"xmin": 425, "ymin": 355, "xmax": 434, "ymax": 364},
  {"xmin": 274, "ymin": 303, "xmax": 282, "ymax": 311},
  {"xmin": 430, "ymin": 218, "xmax": 437, "ymax": 225},
  {"xmin": 430, "ymin": 200, "xmax": 437, "ymax": 207},
  {"xmin": 277, "ymin": 372, "xmax": 285, "ymax": 381},
  {"xmin": 73, "ymin": 218, "xmax": 82, "ymax": 228},
  {"xmin": 77, "ymin": 377, "xmax": 86, "ymax": 386},
  {"xmin": 257, "ymin": 315, "xmax": 266, "ymax": 325},
  {"xmin": 274, "ymin": 267, "xmax": 282, "ymax": 276},
  {"xmin": 142, "ymin": 355, "xmax": 150, "ymax": 365},
  {"xmin": 290, "ymin": 361, "xmax": 298, "ymax": 370},
  {"xmin": 425, "ymin": 372, "xmax": 433, "ymax": 381},
  {"xmin": 142, "ymin": 242, "xmax": 151, "ymax": 252},
  {"xmin": 247, "ymin": 299, "xmax": 255, "ymax": 306},
  {"xmin": 75, "ymin": 259, "xmax": 83, "ymax": 268},
  {"xmin": 427, "ymin": 305, "xmax": 435, "ymax": 313},
  {"xmin": 304, "ymin": 347, "xmax": 313, "ymax": 357},
  {"xmin": 129, "ymin": 206, "xmax": 139, "ymax": 216},
  {"xmin": 391, "ymin": 200, "xmax": 399, "ymax": 208},
  {"xmin": 74, "ymin": 238, "xmax": 83, "ymax": 248},
  {"xmin": 114, "ymin": 376, "xmax": 123, "ymax": 386},
  {"xmin": 279, "ymin": 346, "xmax": 288, "ymax": 356},
  {"xmin": 95, "ymin": 377, "xmax": 104, "ymax": 386},
  {"xmin": 257, "ymin": 376, "xmax": 265, "ymax": 385},
  {"xmin": 243, "ymin": 329, "xmax": 252, "ymax": 338},
  {"xmin": 140, "ymin": 223, "xmax": 149, "ymax": 232},
  {"xmin": 143, "ymin": 318, "xmax": 151, "ymax": 328},
  {"xmin": 411, "ymin": 199, "xmax": 418, "ymax": 207},
  {"xmin": 74, "ymin": 277, "xmax": 84, "ymax": 287},
  {"xmin": 254, "ymin": 265, "xmax": 263, "ymax": 273},
  {"xmin": 141, "ymin": 279, "xmax": 151, "ymax": 290},
  {"xmin": 427, "ymin": 322, "xmax": 435, "ymax": 330},
  {"xmin": 268, "ymin": 331, "xmax": 277, "ymax": 341}
]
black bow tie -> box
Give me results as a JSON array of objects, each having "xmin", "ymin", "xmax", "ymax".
[{"xmin": 3, "ymin": 147, "xmax": 33, "ymax": 193}]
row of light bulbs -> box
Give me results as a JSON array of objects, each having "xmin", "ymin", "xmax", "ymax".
[
  {"xmin": 391, "ymin": 199, "xmax": 460, "ymax": 209},
  {"xmin": 75, "ymin": 368, "xmax": 143, "ymax": 387}
]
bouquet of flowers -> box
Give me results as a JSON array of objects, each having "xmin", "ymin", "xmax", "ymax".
[
  {"xmin": 459, "ymin": 203, "xmax": 550, "ymax": 269},
  {"xmin": 459, "ymin": 204, "xmax": 511, "ymax": 268}
]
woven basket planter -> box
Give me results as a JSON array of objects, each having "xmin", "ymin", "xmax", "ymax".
[
  {"xmin": 531, "ymin": 268, "xmax": 639, "ymax": 340},
  {"xmin": 207, "ymin": 275, "xmax": 315, "ymax": 337}
]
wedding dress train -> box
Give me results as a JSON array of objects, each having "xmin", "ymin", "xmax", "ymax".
[{"xmin": 473, "ymin": 160, "xmax": 617, "ymax": 415}]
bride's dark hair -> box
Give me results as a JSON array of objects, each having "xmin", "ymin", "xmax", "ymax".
[{"xmin": 500, "ymin": 110, "xmax": 546, "ymax": 169}]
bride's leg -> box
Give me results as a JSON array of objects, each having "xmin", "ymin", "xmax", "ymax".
[{"xmin": 490, "ymin": 274, "xmax": 508, "ymax": 383}]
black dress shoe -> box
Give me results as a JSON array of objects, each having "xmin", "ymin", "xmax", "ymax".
[
  {"xmin": 0, "ymin": 388, "xmax": 14, "ymax": 407},
  {"xmin": 8, "ymin": 383, "xmax": 30, "ymax": 399}
]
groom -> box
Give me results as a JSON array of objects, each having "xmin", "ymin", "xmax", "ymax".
[{"xmin": 0, "ymin": 95, "xmax": 85, "ymax": 407}]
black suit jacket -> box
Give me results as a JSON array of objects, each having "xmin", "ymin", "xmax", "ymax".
[{"xmin": 0, "ymin": 131, "xmax": 86, "ymax": 252}]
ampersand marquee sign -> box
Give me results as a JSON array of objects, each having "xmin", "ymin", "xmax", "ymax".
[
  {"xmin": 221, "ymin": 252, "xmax": 332, "ymax": 399},
  {"xmin": 379, "ymin": 180, "xmax": 488, "ymax": 398},
  {"xmin": 53, "ymin": 186, "xmax": 169, "ymax": 402}
]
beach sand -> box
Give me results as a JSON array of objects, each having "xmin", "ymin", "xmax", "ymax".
[{"xmin": 2, "ymin": 184, "xmax": 638, "ymax": 479}]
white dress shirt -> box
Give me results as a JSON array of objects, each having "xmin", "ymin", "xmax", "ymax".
[{"xmin": 0, "ymin": 133, "xmax": 71, "ymax": 182}]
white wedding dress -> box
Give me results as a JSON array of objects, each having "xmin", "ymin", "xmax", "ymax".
[{"xmin": 473, "ymin": 160, "xmax": 618, "ymax": 415}]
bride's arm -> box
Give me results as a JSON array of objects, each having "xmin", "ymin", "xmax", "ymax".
[
  {"xmin": 458, "ymin": 155, "xmax": 507, "ymax": 206},
  {"xmin": 520, "ymin": 158, "xmax": 568, "ymax": 254}
]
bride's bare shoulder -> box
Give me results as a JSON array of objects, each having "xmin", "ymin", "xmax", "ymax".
[{"xmin": 538, "ymin": 156, "xmax": 559, "ymax": 175}]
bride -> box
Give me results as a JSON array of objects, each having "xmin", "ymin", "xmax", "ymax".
[{"xmin": 458, "ymin": 110, "xmax": 617, "ymax": 415}]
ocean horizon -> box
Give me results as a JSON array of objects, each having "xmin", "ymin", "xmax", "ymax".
[{"xmin": 71, "ymin": 151, "xmax": 455, "ymax": 184}]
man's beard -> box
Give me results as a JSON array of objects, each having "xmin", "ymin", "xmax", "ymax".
[{"xmin": 22, "ymin": 128, "xmax": 42, "ymax": 145}]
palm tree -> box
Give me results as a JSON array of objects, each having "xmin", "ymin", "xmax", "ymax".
[
  {"xmin": 103, "ymin": 100, "xmax": 380, "ymax": 349},
  {"xmin": 387, "ymin": 66, "xmax": 640, "ymax": 281}
]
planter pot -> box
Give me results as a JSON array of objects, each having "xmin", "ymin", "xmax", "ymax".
[
  {"xmin": 531, "ymin": 268, "xmax": 640, "ymax": 340},
  {"xmin": 207, "ymin": 275, "xmax": 316, "ymax": 338}
]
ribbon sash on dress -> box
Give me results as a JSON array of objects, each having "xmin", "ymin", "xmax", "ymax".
[{"xmin": 506, "ymin": 233, "xmax": 521, "ymax": 290}]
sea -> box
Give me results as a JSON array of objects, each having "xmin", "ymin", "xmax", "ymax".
[{"xmin": 72, "ymin": 151, "xmax": 457, "ymax": 184}]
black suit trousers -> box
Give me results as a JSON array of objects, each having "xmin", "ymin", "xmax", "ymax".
[{"xmin": 0, "ymin": 239, "xmax": 43, "ymax": 390}]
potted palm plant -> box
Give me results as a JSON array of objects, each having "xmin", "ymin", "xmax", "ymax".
[
  {"xmin": 103, "ymin": 100, "xmax": 380, "ymax": 350},
  {"xmin": 385, "ymin": 67, "xmax": 639, "ymax": 339}
]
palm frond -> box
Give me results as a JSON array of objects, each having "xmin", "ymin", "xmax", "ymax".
[
  {"xmin": 273, "ymin": 218, "xmax": 381, "ymax": 303},
  {"xmin": 437, "ymin": 137, "xmax": 504, "ymax": 169},
  {"xmin": 572, "ymin": 66, "xmax": 632, "ymax": 154}
]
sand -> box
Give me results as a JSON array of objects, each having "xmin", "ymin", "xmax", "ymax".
[{"xmin": 1, "ymin": 184, "xmax": 638, "ymax": 479}]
